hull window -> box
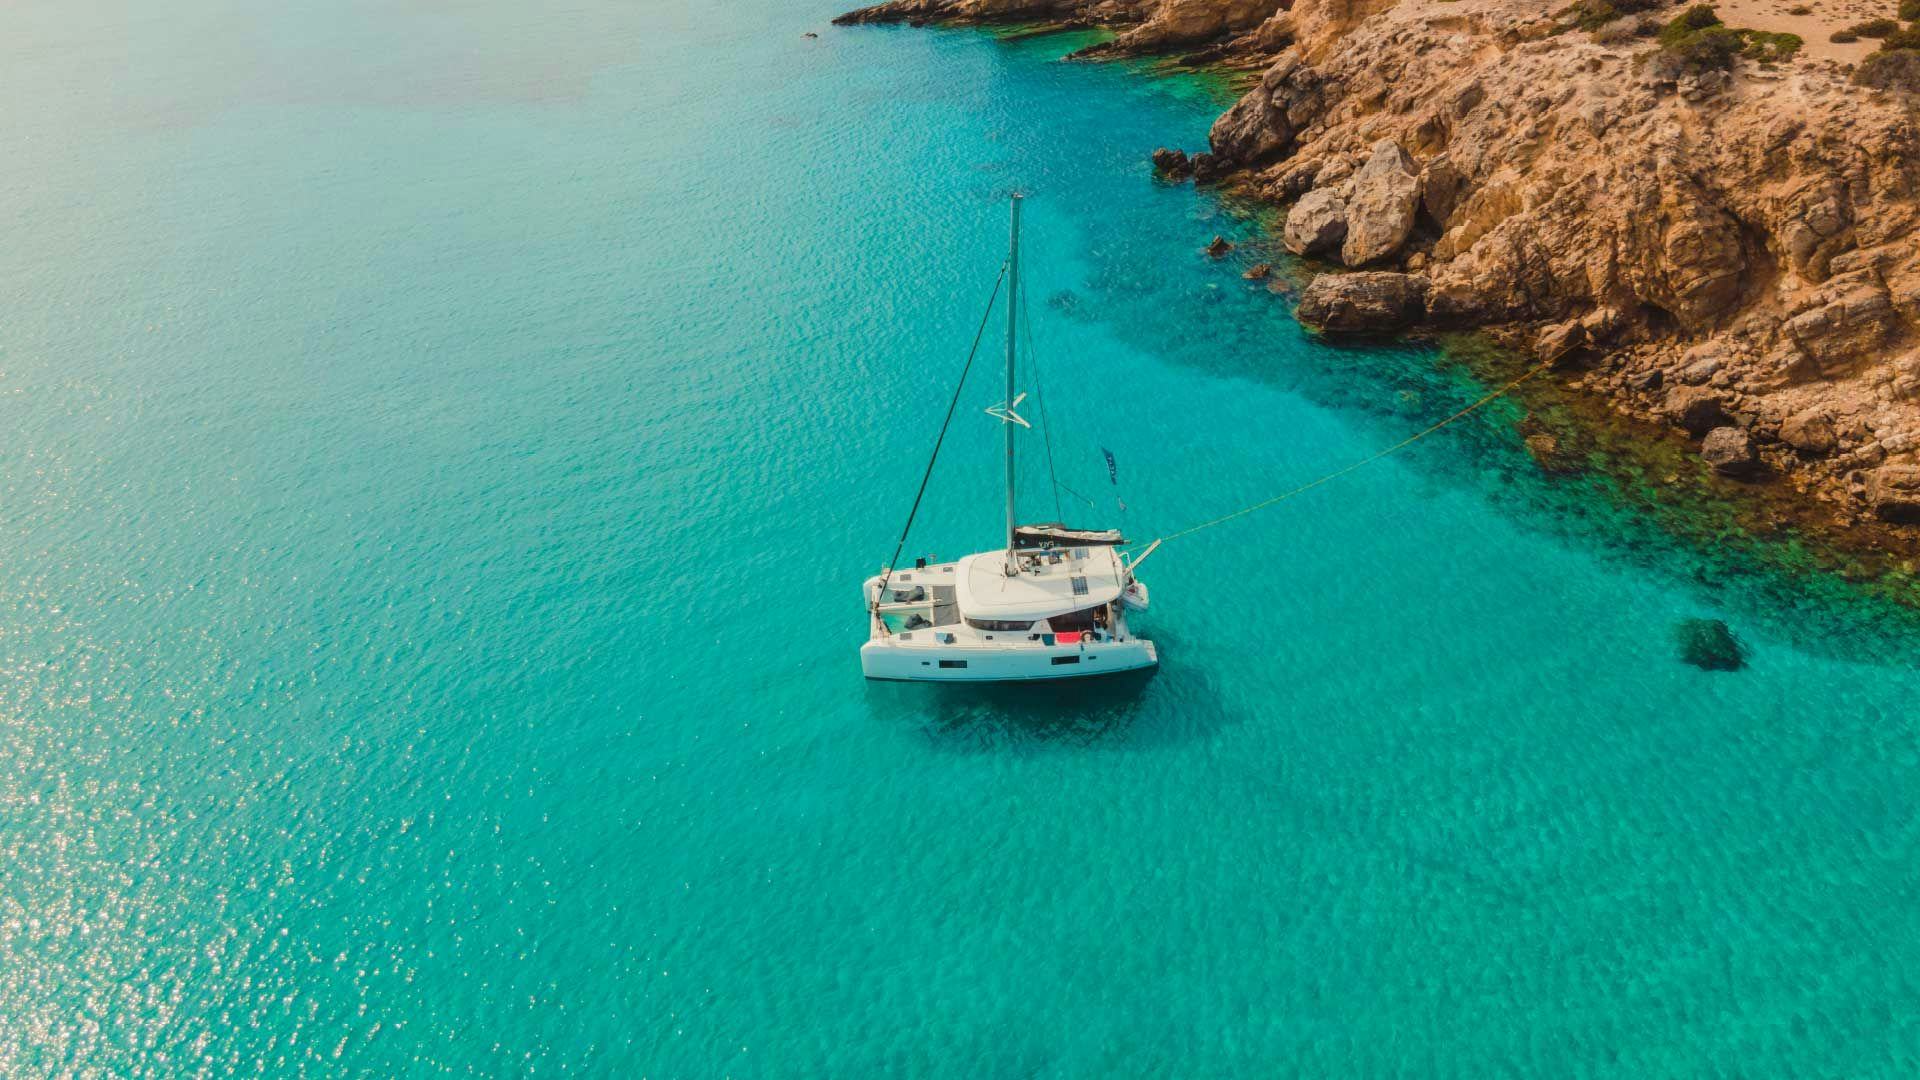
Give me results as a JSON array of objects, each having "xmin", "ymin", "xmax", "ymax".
[
  {"xmin": 938, "ymin": 659, "xmax": 968, "ymax": 669},
  {"xmin": 1050, "ymin": 655, "xmax": 1080, "ymax": 666}
]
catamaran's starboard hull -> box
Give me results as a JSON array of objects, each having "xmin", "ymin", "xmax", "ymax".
[{"xmin": 860, "ymin": 639, "xmax": 1158, "ymax": 682}]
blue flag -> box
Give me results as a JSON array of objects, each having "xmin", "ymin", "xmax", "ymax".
[{"xmin": 1102, "ymin": 447, "xmax": 1118, "ymax": 485}]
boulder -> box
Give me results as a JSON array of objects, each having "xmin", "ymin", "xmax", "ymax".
[
  {"xmin": 1242, "ymin": 263, "xmax": 1272, "ymax": 280},
  {"xmin": 1674, "ymin": 618, "xmax": 1747, "ymax": 672},
  {"xmin": 1579, "ymin": 307, "xmax": 1627, "ymax": 344},
  {"xmin": 1779, "ymin": 407, "xmax": 1837, "ymax": 455},
  {"xmin": 1700, "ymin": 426, "xmax": 1758, "ymax": 477},
  {"xmin": 1295, "ymin": 272, "xmax": 1428, "ymax": 333},
  {"xmin": 1206, "ymin": 235, "xmax": 1233, "ymax": 257},
  {"xmin": 1869, "ymin": 465, "xmax": 1920, "ymax": 523},
  {"xmin": 1534, "ymin": 319, "xmax": 1586, "ymax": 363},
  {"xmin": 1663, "ymin": 385, "xmax": 1732, "ymax": 437},
  {"xmin": 1341, "ymin": 140, "xmax": 1421, "ymax": 266},
  {"xmin": 1676, "ymin": 341, "xmax": 1725, "ymax": 385},
  {"xmin": 1283, "ymin": 188, "xmax": 1349, "ymax": 256}
]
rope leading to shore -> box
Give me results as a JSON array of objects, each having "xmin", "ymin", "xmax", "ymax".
[{"xmin": 1159, "ymin": 358, "xmax": 1556, "ymax": 543}]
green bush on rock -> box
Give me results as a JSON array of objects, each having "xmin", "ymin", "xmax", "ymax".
[
  {"xmin": 1742, "ymin": 30, "xmax": 1802, "ymax": 62},
  {"xmin": 1884, "ymin": 26, "xmax": 1920, "ymax": 50},
  {"xmin": 1566, "ymin": 0, "xmax": 1662, "ymax": 30},
  {"xmin": 1847, "ymin": 18, "xmax": 1900, "ymax": 38},
  {"xmin": 1644, "ymin": 6, "xmax": 1801, "ymax": 73},
  {"xmin": 1855, "ymin": 47, "xmax": 1920, "ymax": 91},
  {"xmin": 1657, "ymin": 4, "xmax": 1724, "ymax": 46}
]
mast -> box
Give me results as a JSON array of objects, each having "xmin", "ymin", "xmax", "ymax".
[{"xmin": 1003, "ymin": 193, "xmax": 1022, "ymax": 576}]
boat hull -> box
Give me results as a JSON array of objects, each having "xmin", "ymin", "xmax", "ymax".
[{"xmin": 860, "ymin": 638, "xmax": 1158, "ymax": 682}]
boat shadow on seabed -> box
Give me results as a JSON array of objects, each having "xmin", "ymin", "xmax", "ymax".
[
  {"xmin": 870, "ymin": 664, "xmax": 1159, "ymax": 750},
  {"xmin": 866, "ymin": 630, "xmax": 1231, "ymax": 751}
]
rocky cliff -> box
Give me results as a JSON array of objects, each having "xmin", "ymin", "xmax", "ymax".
[{"xmin": 838, "ymin": 0, "xmax": 1920, "ymax": 528}]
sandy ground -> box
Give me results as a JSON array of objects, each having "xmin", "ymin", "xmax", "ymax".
[{"xmin": 1708, "ymin": 0, "xmax": 1884, "ymax": 63}]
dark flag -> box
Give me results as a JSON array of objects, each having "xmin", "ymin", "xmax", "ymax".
[{"xmin": 1101, "ymin": 447, "xmax": 1118, "ymax": 485}]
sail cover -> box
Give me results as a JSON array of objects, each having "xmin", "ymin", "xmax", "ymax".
[{"xmin": 1013, "ymin": 523, "xmax": 1126, "ymax": 548}]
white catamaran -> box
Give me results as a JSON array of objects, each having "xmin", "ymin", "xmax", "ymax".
[{"xmin": 861, "ymin": 195, "xmax": 1159, "ymax": 682}]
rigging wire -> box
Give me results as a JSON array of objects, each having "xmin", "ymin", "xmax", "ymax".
[
  {"xmin": 1158, "ymin": 357, "xmax": 1555, "ymax": 543},
  {"xmin": 871, "ymin": 260, "xmax": 1009, "ymax": 623},
  {"xmin": 1019, "ymin": 278, "xmax": 1148, "ymax": 537},
  {"xmin": 1018, "ymin": 279, "xmax": 1066, "ymax": 522}
]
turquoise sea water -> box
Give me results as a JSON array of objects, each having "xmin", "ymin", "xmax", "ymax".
[{"xmin": 5, "ymin": 1, "xmax": 1920, "ymax": 1074}]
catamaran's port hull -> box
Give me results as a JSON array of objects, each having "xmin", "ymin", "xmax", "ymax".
[{"xmin": 860, "ymin": 639, "xmax": 1158, "ymax": 682}]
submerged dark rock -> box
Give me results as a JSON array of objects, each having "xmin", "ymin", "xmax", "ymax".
[
  {"xmin": 1242, "ymin": 262, "xmax": 1272, "ymax": 280},
  {"xmin": 1522, "ymin": 432, "xmax": 1578, "ymax": 474},
  {"xmin": 1675, "ymin": 618, "xmax": 1748, "ymax": 671}
]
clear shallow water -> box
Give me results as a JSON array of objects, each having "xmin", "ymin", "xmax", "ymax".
[{"xmin": 4, "ymin": 1, "xmax": 1919, "ymax": 1074}]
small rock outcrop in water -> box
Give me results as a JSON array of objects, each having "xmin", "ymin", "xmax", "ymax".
[
  {"xmin": 1205, "ymin": 235, "xmax": 1233, "ymax": 257},
  {"xmin": 1152, "ymin": 147, "xmax": 1193, "ymax": 179},
  {"xmin": 1242, "ymin": 262, "xmax": 1272, "ymax": 280},
  {"xmin": 1675, "ymin": 618, "xmax": 1747, "ymax": 672},
  {"xmin": 1296, "ymin": 272, "xmax": 1426, "ymax": 333}
]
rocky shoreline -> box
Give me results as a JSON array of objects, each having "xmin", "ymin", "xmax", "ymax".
[{"xmin": 837, "ymin": 0, "xmax": 1920, "ymax": 562}]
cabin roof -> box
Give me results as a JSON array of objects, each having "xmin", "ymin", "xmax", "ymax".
[{"xmin": 954, "ymin": 547, "xmax": 1124, "ymax": 621}]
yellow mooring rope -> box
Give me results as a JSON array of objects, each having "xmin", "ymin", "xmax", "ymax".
[{"xmin": 1159, "ymin": 358, "xmax": 1555, "ymax": 543}]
